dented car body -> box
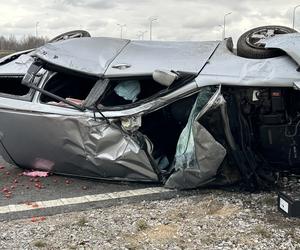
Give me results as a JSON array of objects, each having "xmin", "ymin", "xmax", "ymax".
[{"xmin": 1, "ymin": 27, "xmax": 300, "ymax": 189}]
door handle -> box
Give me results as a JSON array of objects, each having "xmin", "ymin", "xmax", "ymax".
[{"xmin": 112, "ymin": 63, "xmax": 131, "ymax": 70}]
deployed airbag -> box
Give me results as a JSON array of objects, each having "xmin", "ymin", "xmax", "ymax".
[{"xmin": 114, "ymin": 80, "xmax": 141, "ymax": 102}]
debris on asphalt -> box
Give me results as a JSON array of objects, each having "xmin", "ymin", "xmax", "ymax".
[{"xmin": 23, "ymin": 171, "xmax": 49, "ymax": 177}]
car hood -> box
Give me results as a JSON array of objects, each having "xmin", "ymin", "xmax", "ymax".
[{"xmin": 34, "ymin": 37, "xmax": 220, "ymax": 77}]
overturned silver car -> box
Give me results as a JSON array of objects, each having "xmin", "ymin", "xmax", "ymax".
[{"xmin": 1, "ymin": 26, "xmax": 300, "ymax": 190}]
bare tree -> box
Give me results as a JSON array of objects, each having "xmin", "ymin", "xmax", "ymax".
[{"xmin": 0, "ymin": 35, "xmax": 48, "ymax": 51}]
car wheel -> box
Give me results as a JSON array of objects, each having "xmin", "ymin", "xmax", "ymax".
[
  {"xmin": 237, "ymin": 25, "xmax": 297, "ymax": 59},
  {"xmin": 49, "ymin": 30, "xmax": 91, "ymax": 43}
]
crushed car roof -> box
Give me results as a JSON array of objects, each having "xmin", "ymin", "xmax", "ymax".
[{"xmin": 34, "ymin": 37, "xmax": 220, "ymax": 77}]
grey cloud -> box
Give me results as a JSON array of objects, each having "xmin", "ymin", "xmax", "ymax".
[
  {"xmin": 183, "ymin": 17, "xmax": 223, "ymax": 30},
  {"xmin": 62, "ymin": 0, "xmax": 116, "ymax": 9},
  {"xmin": 0, "ymin": 0, "xmax": 300, "ymax": 41},
  {"xmin": 88, "ymin": 20, "xmax": 108, "ymax": 28}
]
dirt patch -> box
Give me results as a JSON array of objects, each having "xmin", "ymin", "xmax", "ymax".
[
  {"xmin": 205, "ymin": 200, "xmax": 240, "ymax": 217},
  {"xmin": 125, "ymin": 224, "xmax": 178, "ymax": 248},
  {"xmin": 211, "ymin": 204, "xmax": 240, "ymax": 217}
]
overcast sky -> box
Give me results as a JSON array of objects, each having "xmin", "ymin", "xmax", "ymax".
[{"xmin": 1, "ymin": 0, "xmax": 300, "ymax": 43}]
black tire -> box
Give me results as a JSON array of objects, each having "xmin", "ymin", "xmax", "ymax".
[
  {"xmin": 237, "ymin": 25, "xmax": 297, "ymax": 59},
  {"xmin": 49, "ymin": 30, "xmax": 91, "ymax": 43}
]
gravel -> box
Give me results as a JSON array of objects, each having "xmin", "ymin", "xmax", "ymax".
[{"xmin": 0, "ymin": 187, "xmax": 300, "ymax": 249}]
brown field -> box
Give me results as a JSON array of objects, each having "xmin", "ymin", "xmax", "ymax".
[{"xmin": 0, "ymin": 50, "xmax": 15, "ymax": 58}]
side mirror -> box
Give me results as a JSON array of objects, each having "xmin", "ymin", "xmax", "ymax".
[{"xmin": 152, "ymin": 70, "xmax": 178, "ymax": 87}]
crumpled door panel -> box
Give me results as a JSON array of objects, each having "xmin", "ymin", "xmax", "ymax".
[
  {"xmin": 0, "ymin": 109, "xmax": 159, "ymax": 182},
  {"xmin": 165, "ymin": 86, "xmax": 227, "ymax": 189}
]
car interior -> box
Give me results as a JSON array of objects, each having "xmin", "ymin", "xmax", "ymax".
[
  {"xmin": 37, "ymin": 69, "xmax": 198, "ymax": 172},
  {"xmin": 0, "ymin": 75, "xmax": 30, "ymax": 96}
]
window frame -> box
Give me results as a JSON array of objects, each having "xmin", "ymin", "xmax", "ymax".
[
  {"xmin": 0, "ymin": 74, "xmax": 35, "ymax": 101},
  {"xmin": 96, "ymin": 73, "xmax": 197, "ymax": 112},
  {"xmin": 35, "ymin": 70, "xmax": 104, "ymax": 112},
  {"xmin": 34, "ymin": 71, "xmax": 86, "ymax": 111},
  {"xmin": 24, "ymin": 59, "xmax": 198, "ymax": 116}
]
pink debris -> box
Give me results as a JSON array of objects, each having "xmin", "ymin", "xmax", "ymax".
[
  {"xmin": 23, "ymin": 171, "xmax": 49, "ymax": 178},
  {"xmin": 31, "ymin": 216, "xmax": 46, "ymax": 223},
  {"xmin": 40, "ymin": 216, "xmax": 46, "ymax": 221},
  {"xmin": 47, "ymin": 98, "xmax": 83, "ymax": 107},
  {"xmin": 31, "ymin": 217, "xmax": 37, "ymax": 222}
]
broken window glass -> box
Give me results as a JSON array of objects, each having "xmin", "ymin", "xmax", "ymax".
[
  {"xmin": 0, "ymin": 75, "xmax": 30, "ymax": 97},
  {"xmin": 40, "ymin": 73, "xmax": 98, "ymax": 108}
]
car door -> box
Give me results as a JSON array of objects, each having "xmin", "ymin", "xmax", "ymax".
[{"xmin": 0, "ymin": 61, "xmax": 160, "ymax": 182}]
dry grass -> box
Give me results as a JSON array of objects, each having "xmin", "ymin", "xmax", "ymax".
[
  {"xmin": 136, "ymin": 219, "xmax": 149, "ymax": 231},
  {"xmin": 253, "ymin": 225, "xmax": 272, "ymax": 239},
  {"xmin": 0, "ymin": 50, "xmax": 14, "ymax": 58},
  {"xmin": 76, "ymin": 216, "xmax": 88, "ymax": 227},
  {"xmin": 126, "ymin": 224, "xmax": 178, "ymax": 249},
  {"xmin": 33, "ymin": 240, "xmax": 47, "ymax": 248}
]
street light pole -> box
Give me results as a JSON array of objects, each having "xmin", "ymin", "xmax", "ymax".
[
  {"xmin": 149, "ymin": 17, "xmax": 157, "ymax": 40},
  {"xmin": 139, "ymin": 30, "xmax": 147, "ymax": 40},
  {"xmin": 36, "ymin": 22, "xmax": 40, "ymax": 37},
  {"xmin": 117, "ymin": 24, "xmax": 126, "ymax": 39},
  {"xmin": 218, "ymin": 24, "xmax": 223, "ymax": 40},
  {"xmin": 293, "ymin": 5, "xmax": 300, "ymax": 29},
  {"xmin": 223, "ymin": 12, "xmax": 232, "ymax": 40}
]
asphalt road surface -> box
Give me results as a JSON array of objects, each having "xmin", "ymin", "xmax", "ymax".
[{"xmin": 0, "ymin": 158, "xmax": 178, "ymax": 221}]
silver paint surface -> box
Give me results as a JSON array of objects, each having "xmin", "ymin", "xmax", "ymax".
[
  {"xmin": 0, "ymin": 108, "xmax": 158, "ymax": 182},
  {"xmin": 265, "ymin": 33, "xmax": 300, "ymax": 66},
  {"xmin": 34, "ymin": 38, "xmax": 130, "ymax": 76},
  {"xmin": 196, "ymin": 39, "xmax": 300, "ymax": 88},
  {"xmin": 0, "ymin": 53, "xmax": 34, "ymax": 75},
  {"xmin": 1, "ymin": 34, "xmax": 300, "ymax": 186},
  {"xmin": 105, "ymin": 40, "xmax": 220, "ymax": 77}
]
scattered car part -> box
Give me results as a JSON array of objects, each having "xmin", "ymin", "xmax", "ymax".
[
  {"xmin": 278, "ymin": 191, "xmax": 300, "ymax": 217},
  {"xmin": 23, "ymin": 171, "xmax": 49, "ymax": 177}
]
